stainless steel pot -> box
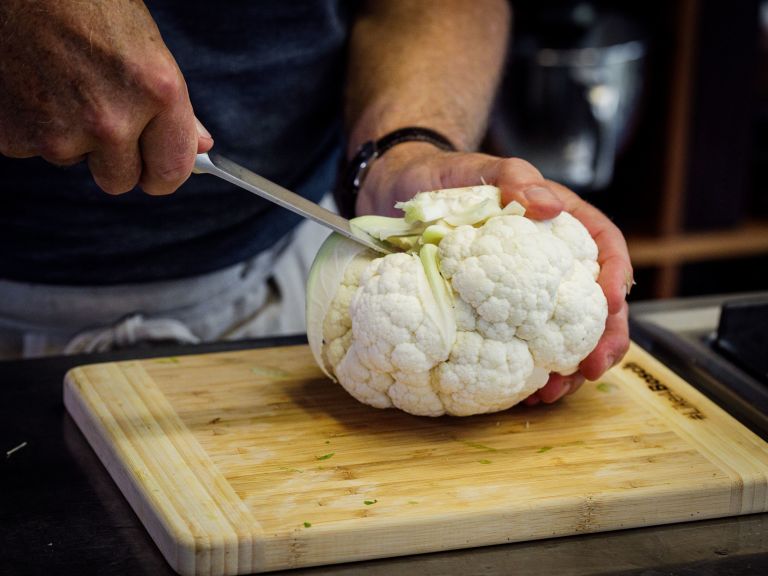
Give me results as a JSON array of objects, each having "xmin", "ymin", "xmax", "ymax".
[{"xmin": 490, "ymin": 13, "xmax": 646, "ymax": 193}]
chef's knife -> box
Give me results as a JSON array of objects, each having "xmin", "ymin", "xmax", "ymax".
[{"xmin": 193, "ymin": 152, "xmax": 391, "ymax": 254}]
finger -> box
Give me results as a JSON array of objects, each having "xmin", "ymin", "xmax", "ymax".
[
  {"xmin": 524, "ymin": 370, "xmax": 586, "ymax": 405},
  {"xmin": 579, "ymin": 300, "xmax": 630, "ymax": 381},
  {"xmin": 481, "ymin": 156, "xmax": 564, "ymax": 219},
  {"xmin": 47, "ymin": 154, "xmax": 87, "ymax": 167},
  {"xmin": 517, "ymin": 185, "xmax": 565, "ymax": 220},
  {"xmin": 36, "ymin": 133, "xmax": 90, "ymax": 167},
  {"xmin": 589, "ymin": 217, "xmax": 632, "ymax": 314},
  {"xmin": 537, "ymin": 374, "xmax": 570, "ymax": 404},
  {"xmin": 567, "ymin": 375, "xmax": 585, "ymax": 396},
  {"xmin": 598, "ymin": 252, "xmax": 634, "ymax": 315},
  {"xmin": 0, "ymin": 145, "xmax": 38, "ymax": 159},
  {"xmin": 539, "ymin": 373, "xmax": 586, "ymax": 404},
  {"xmin": 0, "ymin": 114, "xmax": 91, "ymax": 163},
  {"xmin": 138, "ymin": 86, "xmax": 198, "ymax": 196},
  {"xmin": 88, "ymin": 140, "xmax": 142, "ymax": 195},
  {"xmin": 524, "ymin": 394, "xmax": 541, "ymax": 406},
  {"xmin": 0, "ymin": 124, "xmax": 59, "ymax": 159},
  {"xmin": 41, "ymin": 107, "xmax": 145, "ymax": 193}
]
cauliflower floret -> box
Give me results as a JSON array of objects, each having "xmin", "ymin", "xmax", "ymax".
[
  {"xmin": 436, "ymin": 332, "xmax": 548, "ymax": 416},
  {"xmin": 526, "ymin": 261, "xmax": 607, "ymax": 374},
  {"xmin": 440, "ymin": 214, "xmax": 574, "ymax": 342},
  {"xmin": 536, "ymin": 211, "xmax": 600, "ymax": 279},
  {"xmin": 440, "ymin": 213, "xmax": 606, "ymax": 376},
  {"xmin": 321, "ymin": 251, "xmax": 373, "ymax": 371},
  {"xmin": 334, "ymin": 252, "xmax": 454, "ymax": 416}
]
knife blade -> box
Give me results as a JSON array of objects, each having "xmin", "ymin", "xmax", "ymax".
[{"xmin": 193, "ymin": 152, "xmax": 392, "ymax": 254}]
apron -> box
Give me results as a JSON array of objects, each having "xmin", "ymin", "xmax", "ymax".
[{"xmin": 0, "ymin": 202, "xmax": 332, "ymax": 360}]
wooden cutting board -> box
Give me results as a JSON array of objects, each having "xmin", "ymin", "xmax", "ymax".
[{"xmin": 64, "ymin": 342, "xmax": 768, "ymax": 576}]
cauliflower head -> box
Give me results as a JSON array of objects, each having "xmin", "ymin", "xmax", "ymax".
[{"xmin": 306, "ymin": 186, "xmax": 607, "ymax": 417}]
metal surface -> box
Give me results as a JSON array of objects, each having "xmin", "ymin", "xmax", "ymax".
[
  {"xmin": 630, "ymin": 291, "xmax": 768, "ymax": 439},
  {"xmin": 194, "ymin": 152, "xmax": 390, "ymax": 254},
  {"xmin": 490, "ymin": 10, "xmax": 647, "ymax": 193}
]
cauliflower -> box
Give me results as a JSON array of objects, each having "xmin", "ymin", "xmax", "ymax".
[{"xmin": 306, "ymin": 186, "xmax": 607, "ymax": 417}]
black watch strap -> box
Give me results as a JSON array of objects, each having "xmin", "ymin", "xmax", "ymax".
[{"xmin": 334, "ymin": 127, "xmax": 457, "ymax": 218}]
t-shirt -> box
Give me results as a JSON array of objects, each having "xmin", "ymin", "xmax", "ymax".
[{"xmin": 0, "ymin": 1, "xmax": 353, "ymax": 285}]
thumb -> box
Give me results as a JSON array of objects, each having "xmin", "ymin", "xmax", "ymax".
[
  {"xmin": 482, "ymin": 156, "xmax": 564, "ymax": 220},
  {"xmin": 502, "ymin": 184, "xmax": 563, "ymax": 220},
  {"xmin": 195, "ymin": 117, "xmax": 214, "ymax": 153}
]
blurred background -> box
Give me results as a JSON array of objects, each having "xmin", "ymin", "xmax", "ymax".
[{"xmin": 485, "ymin": 0, "xmax": 768, "ymax": 302}]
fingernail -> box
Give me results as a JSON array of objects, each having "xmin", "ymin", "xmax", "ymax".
[
  {"xmin": 567, "ymin": 374, "xmax": 586, "ymax": 393},
  {"xmin": 606, "ymin": 354, "xmax": 618, "ymax": 369},
  {"xmin": 624, "ymin": 271, "xmax": 635, "ymax": 297},
  {"xmin": 523, "ymin": 186, "xmax": 555, "ymax": 204},
  {"xmin": 195, "ymin": 117, "xmax": 212, "ymax": 139},
  {"xmin": 549, "ymin": 381, "xmax": 572, "ymax": 403}
]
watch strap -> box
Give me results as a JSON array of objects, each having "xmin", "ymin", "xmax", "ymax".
[{"xmin": 335, "ymin": 127, "xmax": 457, "ymax": 218}]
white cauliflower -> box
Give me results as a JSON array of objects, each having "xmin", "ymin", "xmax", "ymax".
[{"xmin": 306, "ymin": 186, "xmax": 607, "ymax": 417}]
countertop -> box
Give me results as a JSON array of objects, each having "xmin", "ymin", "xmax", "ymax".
[{"xmin": 2, "ymin": 333, "xmax": 767, "ymax": 576}]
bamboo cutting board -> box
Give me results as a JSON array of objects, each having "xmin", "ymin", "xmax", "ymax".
[{"xmin": 64, "ymin": 342, "xmax": 768, "ymax": 575}]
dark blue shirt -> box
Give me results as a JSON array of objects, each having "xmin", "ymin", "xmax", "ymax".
[{"xmin": 0, "ymin": 1, "xmax": 352, "ymax": 285}]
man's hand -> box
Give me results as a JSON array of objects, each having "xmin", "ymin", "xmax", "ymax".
[
  {"xmin": 0, "ymin": 0, "xmax": 212, "ymax": 195},
  {"xmin": 358, "ymin": 145, "xmax": 633, "ymax": 404}
]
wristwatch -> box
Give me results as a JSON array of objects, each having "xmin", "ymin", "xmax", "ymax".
[{"xmin": 334, "ymin": 127, "xmax": 457, "ymax": 218}]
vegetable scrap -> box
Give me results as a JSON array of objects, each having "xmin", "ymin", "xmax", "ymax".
[
  {"xmin": 364, "ymin": 499, "xmax": 378, "ymax": 505},
  {"xmin": 208, "ymin": 417, "xmax": 221, "ymax": 425},
  {"xmin": 316, "ymin": 452, "xmax": 335, "ymax": 461},
  {"xmin": 478, "ymin": 459, "xmax": 492, "ymax": 464},
  {"xmin": 250, "ymin": 366, "xmax": 292, "ymax": 380},
  {"xmin": 596, "ymin": 382, "xmax": 614, "ymax": 393},
  {"xmin": 303, "ymin": 522, "xmax": 312, "ymax": 528},
  {"xmin": 6, "ymin": 441, "xmax": 27, "ymax": 458},
  {"xmin": 458, "ymin": 439, "xmax": 497, "ymax": 452},
  {"xmin": 537, "ymin": 446, "xmax": 553, "ymax": 453}
]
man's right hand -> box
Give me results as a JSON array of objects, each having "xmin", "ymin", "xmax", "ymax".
[{"xmin": 0, "ymin": 0, "xmax": 213, "ymax": 195}]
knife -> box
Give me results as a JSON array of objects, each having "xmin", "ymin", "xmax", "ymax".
[{"xmin": 193, "ymin": 152, "xmax": 391, "ymax": 254}]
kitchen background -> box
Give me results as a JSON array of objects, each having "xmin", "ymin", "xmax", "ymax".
[{"xmin": 484, "ymin": 0, "xmax": 768, "ymax": 302}]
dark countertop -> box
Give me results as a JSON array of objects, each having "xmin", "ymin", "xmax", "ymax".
[{"xmin": 2, "ymin": 334, "xmax": 767, "ymax": 576}]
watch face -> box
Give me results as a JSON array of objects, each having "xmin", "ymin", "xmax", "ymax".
[
  {"xmin": 343, "ymin": 129, "xmax": 456, "ymax": 201},
  {"xmin": 350, "ymin": 140, "xmax": 378, "ymax": 192}
]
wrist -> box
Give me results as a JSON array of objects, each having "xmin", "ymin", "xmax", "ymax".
[
  {"xmin": 361, "ymin": 141, "xmax": 444, "ymax": 190},
  {"xmin": 335, "ymin": 127, "xmax": 457, "ymax": 218}
]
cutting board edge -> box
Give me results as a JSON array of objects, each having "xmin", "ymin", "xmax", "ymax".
[
  {"xmin": 63, "ymin": 367, "xmax": 268, "ymax": 576},
  {"xmin": 616, "ymin": 344, "xmax": 768, "ymax": 514},
  {"xmin": 252, "ymin": 483, "xmax": 767, "ymax": 573},
  {"xmin": 59, "ymin": 343, "xmax": 310, "ymax": 373}
]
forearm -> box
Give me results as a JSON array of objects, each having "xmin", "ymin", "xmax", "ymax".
[{"xmin": 345, "ymin": 0, "xmax": 511, "ymax": 156}]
